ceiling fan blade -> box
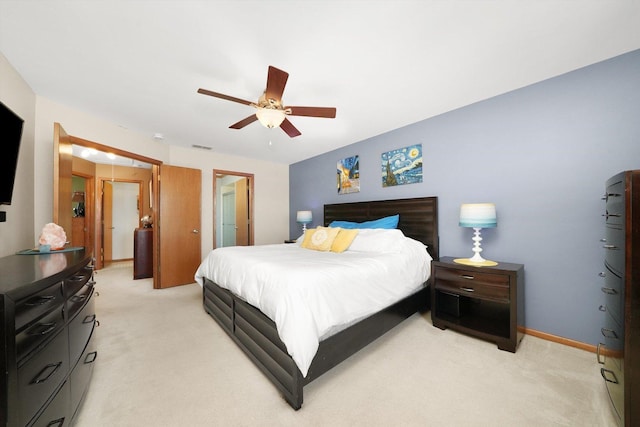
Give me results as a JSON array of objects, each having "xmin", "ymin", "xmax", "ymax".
[
  {"xmin": 197, "ymin": 88, "xmax": 253, "ymax": 106},
  {"xmin": 230, "ymin": 114, "xmax": 258, "ymax": 129},
  {"xmin": 287, "ymin": 106, "xmax": 337, "ymax": 118},
  {"xmin": 280, "ymin": 118, "xmax": 301, "ymax": 138},
  {"xmin": 265, "ymin": 66, "xmax": 289, "ymax": 104}
]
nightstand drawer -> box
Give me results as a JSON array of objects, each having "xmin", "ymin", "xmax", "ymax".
[{"xmin": 434, "ymin": 267, "xmax": 509, "ymax": 302}]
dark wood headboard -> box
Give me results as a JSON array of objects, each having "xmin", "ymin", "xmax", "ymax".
[{"xmin": 324, "ymin": 197, "xmax": 439, "ymax": 260}]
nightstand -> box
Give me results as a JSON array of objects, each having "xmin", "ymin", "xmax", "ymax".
[{"xmin": 431, "ymin": 256, "xmax": 524, "ymax": 352}]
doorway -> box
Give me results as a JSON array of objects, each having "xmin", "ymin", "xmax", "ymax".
[
  {"xmin": 102, "ymin": 180, "xmax": 141, "ymax": 263},
  {"xmin": 213, "ymin": 169, "xmax": 254, "ymax": 248}
]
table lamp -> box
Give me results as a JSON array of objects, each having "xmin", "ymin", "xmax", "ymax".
[
  {"xmin": 296, "ymin": 210, "xmax": 313, "ymax": 233},
  {"xmin": 454, "ymin": 203, "xmax": 498, "ymax": 266}
]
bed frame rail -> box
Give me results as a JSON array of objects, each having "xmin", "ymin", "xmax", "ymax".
[{"xmin": 203, "ymin": 279, "xmax": 303, "ymax": 408}]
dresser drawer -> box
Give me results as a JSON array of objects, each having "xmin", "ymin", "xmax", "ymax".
[
  {"xmin": 63, "ymin": 264, "xmax": 94, "ymax": 299},
  {"xmin": 601, "ymin": 310, "xmax": 623, "ymax": 372},
  {"xmin": 70, "ymin": 337, "xmax": 97, "ymax": 419},
  {"xmin": 601, "ymin": 264, "xmax": 624, "ymax": 325},
  {"xmin": 18, "ymin": 329, "xmax": 69, "ymax": 426},
  {"xmin": 15, "ymin": 282, "xmax": 64, "ymax": 332},
  {"xmin": 16, "ymin": 304, "xmax": 65, "ymax": 363},
  {"xmin": 66, "ymin": 279, "xmax": 95, "ymax": 322},
  {"xmin": 29, "ymin": 380, "xmax": 71, "ymax": 427},
  {"xmin": 68, "ymin": 292, "xmax": 96, "ymax": 367},
  {"xmin": 434, "ymin": 266, "xmax": 510, "ymax": 302},
  {"xmin": 603, "ymin": 226, "xmax": 625, "ymax": 276}
]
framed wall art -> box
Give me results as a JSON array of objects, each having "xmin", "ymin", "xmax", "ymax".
[
  {"xmin": 381, "ymin": 144, "xmax": 423, "ymax": 187},
  {"xmin": 337, "ymin": 155, "xmax": 360, "ymax": 194}
]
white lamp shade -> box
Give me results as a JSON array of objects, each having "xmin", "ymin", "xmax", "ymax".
[
  {"xmin": 256, "ymin": 108, "xmax": 286, "ymax": 128},
  {"xmin": 459, "ymin": 203, "xmax": 497, "ymax": 228},
  {"xmin": 296, "ymin": 210, "xmax": 313, "ymax": 224}
]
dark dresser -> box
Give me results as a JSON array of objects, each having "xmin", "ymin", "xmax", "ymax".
[
  {"xmin": 598, "ymin": 170, "xmax": 639, "ymax": 426},
  {"xmin": 133, "ymin": 228, "xmax": 153, "ymax": 279},
  {"xmin": 0, "ymin": 249, "xmax": 97, "ymax": 427}
]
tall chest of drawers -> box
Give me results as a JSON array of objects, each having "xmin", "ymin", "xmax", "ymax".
[
  {"xmin": 0, "ymin": 250, "xmax": 97, "ymax": 427},
  {"xmin": 599, "ymin": 170, "xmax": 640, "ymax": 426}
]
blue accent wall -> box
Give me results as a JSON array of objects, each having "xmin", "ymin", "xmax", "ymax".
[{"xmin": 289, "ymin": 49, "xmax": 640, "ymax": 346}]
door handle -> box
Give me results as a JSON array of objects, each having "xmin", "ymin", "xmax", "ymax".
[{"xmin": 192, "ymin": 229, "xmax": 199, "ymax": 234}]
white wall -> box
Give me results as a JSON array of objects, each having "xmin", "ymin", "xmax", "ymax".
[
  {"xmin": 32, "ymin": 97, "xmax": 289, "ymax": 260},
  {"xmin": 0, "ymin": 52, "xmax": 36, "ymax": 256},
  {"xmin": 168, "ymin": 145, "xmax": 289, "ymax": 256}
]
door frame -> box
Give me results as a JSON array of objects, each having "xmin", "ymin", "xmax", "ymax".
[
  {"xmin": 55, "ymin": 129, "xmax": 161, "ymax": 287},
  {"xmin": 72, "ymin": 172, "xmax": 94, "ymax": 251},
  {"xmin": 213, "ymin": 169, "xmax": 254, "ymax": 248},
  {"xmin": 98, "ymin": 178, "xmax": 144, "ymax": 264}
]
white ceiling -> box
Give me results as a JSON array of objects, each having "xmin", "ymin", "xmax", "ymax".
[{"xmin": 1, "ymin": 1, "xmax": 639, "ymax": 165}]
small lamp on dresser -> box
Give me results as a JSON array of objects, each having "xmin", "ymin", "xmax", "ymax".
[
  {"xmin": 296, "ymin": 210, "xmax": 313, "ymax": 233},
  {"xmin": 454, "ymin": 203, "xmax": 498, "ymax": 266}
]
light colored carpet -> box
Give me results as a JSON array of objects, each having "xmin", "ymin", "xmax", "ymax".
[{"xmin": 75, "ymin": 261, "xmax": 618, "ymax": 427}]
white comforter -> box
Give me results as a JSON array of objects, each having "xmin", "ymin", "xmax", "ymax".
[{"xmin": 194, "ymin": 229, "xmax": 432, "ymax": 377}]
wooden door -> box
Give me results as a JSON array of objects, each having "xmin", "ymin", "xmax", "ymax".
[
  {"xmin": 235, "ymin": 178, "xmax": 249, "ymax": 246},
  {"xmin": 103, "ymin": 181, "xmax": 113, "ymax": 264},
  {"xmin": 53, "ymin": 123, "xmax": 73, "ymax": 236},
  {"xmin": 158, "ymin": 165, "xmax": 201, "ymax": 288}
]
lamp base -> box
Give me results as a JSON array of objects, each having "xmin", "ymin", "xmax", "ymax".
[{"xmin": 453, "ymin": 258, "xmax": 498, "ymax": 267}]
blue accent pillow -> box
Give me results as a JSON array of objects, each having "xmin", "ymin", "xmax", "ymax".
[{"xmin": 329, "ymin": 214, "xmax": 399, "ymax": 229}]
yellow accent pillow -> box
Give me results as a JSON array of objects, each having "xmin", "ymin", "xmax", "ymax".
[
  {"xmin": 330, "ymin": 229, "xmax": 359, "ymax": 253},
  {"xmin": 301, "ymin": 226, "xmax": 340, "ymax": 251}
]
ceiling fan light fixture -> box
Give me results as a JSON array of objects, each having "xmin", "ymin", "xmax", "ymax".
[{"xmin": 256, "ymin": 107, "xmax": 286, "ymax": 129}]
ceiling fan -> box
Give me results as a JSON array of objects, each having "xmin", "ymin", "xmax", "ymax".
[{"xmin": 198, "ymin": 66, "xmax": 336, "ymax": 138}]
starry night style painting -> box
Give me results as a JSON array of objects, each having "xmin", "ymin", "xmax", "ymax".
[{"xmin": 381, "ymin": 144, "xmax": 423, "ymax": 187}]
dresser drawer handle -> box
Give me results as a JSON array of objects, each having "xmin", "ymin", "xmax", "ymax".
[
  {"xmin": 598, "ymin": 305, "xmax": 606, "ymax": 312},
  {"xmin": 84, "ymin": 351, "xmax": 98, "ymax": 364},
  {"xmin": 598, "ymin": 271, "xmax": 606, "ymax": 278},
  {"xmin": 26, "ymin": 295, "xmax": 56, "ymax": 306},
  {"xmin": 46, "ymin": 417, "xmax": 65, "ymax": 427},
  {"xmin": 601, "ymin": 327, "xmax": 618, "ymax": 339},
  {"xmin": 603, "ymin": 244, "xmax": 618, "ymax": 250},
  {"xmin": 71, "ymin": 294, "xmax": 87, "ymax": 303},
  {"xmin": 69, "ymin": 274, "xmax": 86, "ymax": 282},
  {"xmin": 601, "ymin": 287, "xmax": 618, "ymax": 295},
  {"xmin": 460, "ymin": 275, "xmax": 475, "ymax": 280},
  {"xmin": 596, "ymin": 343, "xmax": 605, "ymax": 364},
  {"xmin": 602, "ymin": 213, "xmax": 621, "ymax": 218},
  {"xmin": 28, "ymin": 322, "xmax": 57, "ymax": 336},
  {"xmin": 460, "ymin": 287, "xmax": 474, "ymax": 293},
  {"xmin": 83, "ymin": 314, "xmax": 96, "ymax": 324},
  {"xmin": 31, "ymin": 362, "xmax": 62, "ymax": 384},
  {"xmin": 600, "ymin": 368, "xmax": 619, "ymax": 384}
]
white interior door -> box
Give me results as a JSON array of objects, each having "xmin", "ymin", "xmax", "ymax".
[{"xmin": 111, "ymin": 182, "xmax": 139, "ymax": 260}]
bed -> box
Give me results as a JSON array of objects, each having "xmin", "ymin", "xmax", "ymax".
[{"xmin": 196, "ymin": 196, "xmax": 439, "ymax": 409}]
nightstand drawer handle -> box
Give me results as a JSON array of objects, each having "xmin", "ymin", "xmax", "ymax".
[
  {"xmin": 460, "ymin": 287, "xmax": 474, "ymax": 293},
  {"xmin": 603, "ymin": 244, "xmax": 618, "ymax": 250},
  {"xmin": 601, "ymin": 287, "xmax": 618, "ymax": 295},
  {"xmin": 460, "ymin": 275, "xmax": 475, "ymax": 280}
]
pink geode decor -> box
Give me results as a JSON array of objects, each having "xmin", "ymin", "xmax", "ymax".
[{"xmin": 39, "ymin": 223, "xmax": 67, "ymax": 250}]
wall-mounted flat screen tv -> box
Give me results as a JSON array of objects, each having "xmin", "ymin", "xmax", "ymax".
[{"xmin": 0, "ymin": 101, "xmax": 24, "ymax": 205}]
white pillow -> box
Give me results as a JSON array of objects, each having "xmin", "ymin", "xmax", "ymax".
[{"xmin": 347, "ymin": 228, "xmax": 407, "ymax": 253}]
